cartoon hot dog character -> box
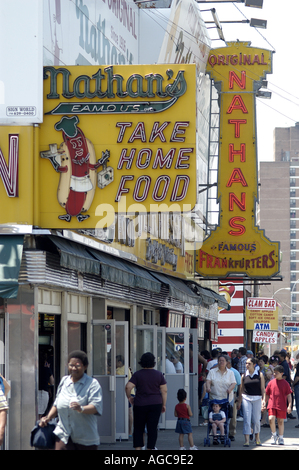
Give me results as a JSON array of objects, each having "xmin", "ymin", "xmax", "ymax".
[{"xmin": 41, "ymin": 115, "xmax": 110, "ymax": 222}]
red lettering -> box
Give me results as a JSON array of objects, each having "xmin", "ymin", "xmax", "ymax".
[
  {"xmin": 229, "ymin": 143, "xmax": 246, "ymax": 162},
  {"xmin": 170, "ymin": 175, "xmax": 190, "ymax": 201},
  {"xmin": 229, "ymin": 192, "xmax": 246, "ymax": 211},
  {"xmin": 207, "ymin": 254, "xmax": 213, "ymax": 268},
  {"xmin": 170, "ymin": 122, "xmax": 189, "ymax": 142},
  {"xmin": 252, "ymin": 54, "xmax": 260, "ymax": 65},
  {"xmin": 116, "ymin": 122, "xmax": 132, "ymax": 143},
  {"xmin": 149, "ymin": 121, "xmax": 170, "ymax": 143},
  {"xmin": 222, "ymin": 258, "xmax": 227, "ymax": 268},
  {"xmin": 133, "ymin": 175, "xmax": 151, "ymax": 202},
  {"xmin": 152, "ymin": 148, "xmax": 175, "ymax": 169},
  {"xmin": 152, "ymin": 175, "xmax": 170, "ymax": 202},
  {"xmin": 136, "ymin": 148, "xmax": 152, "ymax": 169},
  {"xmin": 229, "ymin": 71, "xmax": 246, "ymax": 90},
  {"xmin": 115, "ymin": 175, "xmax": 134, "ymax": 202},
  {"xmin": 262, "ymin": 254, "xmax": 268, "ymax": 268},
  {"xmin": 128, "ymin": 122, "xmax": 146, "ymax": 142},
  {"xmin": 268, "ymin": 250, "xmax": 276, "ymax": 269},
  {"xmin": 227, "ymin": 95, "xmax": 248, "ymax": 114},
  {"xmin": 117, "ymin": 148, "xmax": 136, "ymax": 169},
  {"xmin": 228, "ymin": 120, "xmax": 247, "ymax": 138},
  {"xmin": 199, "ymin": 250, "xmax": 206, "ymax": 268},
  {"xmin": 175, "ymin": 148, "xmax": 193, "ymax": 169},
  {"xmin": 228, "ymin": 216, "xmax": 246, "ymax": 236}
]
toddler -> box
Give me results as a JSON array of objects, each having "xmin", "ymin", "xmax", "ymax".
[{"xmin": 209, "ymin": 402, "xmax": 226, "ymax": 445}]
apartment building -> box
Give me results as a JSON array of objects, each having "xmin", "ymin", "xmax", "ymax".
[{"xmin": 258, "ymin": 123, "xmax": 299, "ymax": 330}]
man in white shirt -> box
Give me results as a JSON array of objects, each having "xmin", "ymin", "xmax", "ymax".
[
  {"xmin": 166, "ymin": 355, "xmax": 176, "ymax": 373},
  {"xmin": 206, "ymin": 349, "xmax": 220, "ymax": 375}
]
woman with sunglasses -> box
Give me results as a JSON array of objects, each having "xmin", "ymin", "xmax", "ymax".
[{"xmin": 39, "ymin": 350, "xmax": 103, "ymax": 450}]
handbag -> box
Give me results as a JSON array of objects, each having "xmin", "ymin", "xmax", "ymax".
[{"xmin": 30, "ymin": 421, "xmax": 56, "ymax": 449}]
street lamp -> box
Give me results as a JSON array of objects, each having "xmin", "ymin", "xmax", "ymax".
[
  {"xmin": 197, "ymin": 0, "xmax": 263, "ymax": 7},
  {"xmin": 273, "ymin": 287, "xmax": 291, "ymax": 297},
  {"xmin": 204, "ymin": 7, "xmax": 267, "ymax": 42},
  {"xmin": 272, "ymin": 288, "xmax": 290, "ymax": 351}
]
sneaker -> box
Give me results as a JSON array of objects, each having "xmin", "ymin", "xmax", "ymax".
[
  {"xmin": 278, "ymin": 437, "xmax": 284, "ymax": 445},
  {"xmin": 270, "ymin": 434, "xmax": 277, "ymax": 445},
  {"xmin": 189, "ymin": 445, "xmax": 198, "ymax": 450},
  {"xmin": 179, "ymin": 447, "xmax": 186, "ymax": 450}
]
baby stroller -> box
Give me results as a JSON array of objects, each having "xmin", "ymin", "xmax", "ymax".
[{"xmin": 203, "ymin": 396, "xmax": 231, "ymax": 448}]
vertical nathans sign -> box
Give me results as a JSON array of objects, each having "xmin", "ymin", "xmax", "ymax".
[{"xmin": 196, "ymin": 42, "xmax": 280, "ymax": 279}]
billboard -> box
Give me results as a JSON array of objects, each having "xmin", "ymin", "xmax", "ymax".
[
  {"xmin": 246, "ymin": 297, "xmax": 278, "ymax": 330},
  {"xmin": 253, "ymin": 330, "xmax": 277, "ymax": 344},
  {"xmin": 196, "ymin": 42, "xmax": 280, "ymax": 279},
  {"xmin": 158, "ymin": 0, "xmax": 211, "ymax": 218},
  {"xmin": 43, "ymin": 0, "xmax": 139, "ymax": 67},
  {"xmin": 38, "ymin": 64, "xmax": 197, "ymax": 228},
  {"xmin": 0, "ymin": 0, "xmax": 43, "ymax": 124},
  {"xmin": 283, "ymin": 321, "xmax": 299, "ymax": 333},
  {"xmin": 213, "ymin": 280, "xmax": 244, "ymax": 352}
]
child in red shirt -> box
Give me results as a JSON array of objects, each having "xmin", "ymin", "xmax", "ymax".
[
  {"xmin": 174, "ymin": 389, "xmax": 197, "ymax": 450},
  {"xmin": 262, "ymin": 365, "xmax": 292, "ymax": 445}
]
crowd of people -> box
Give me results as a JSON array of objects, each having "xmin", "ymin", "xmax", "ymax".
[
  {"xmin": 123, "ymin": 347, "xmax": 299, "ymax": 450},
  {"xmin": 198, "ymin": 347, "xmax": 298, "ymax": 446},
  {"xmin": 2, "ymin": 345, "xmax": 299, "ymax": 450}
]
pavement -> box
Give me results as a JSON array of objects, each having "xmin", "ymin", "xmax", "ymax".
[{"xmin": 99, "ymin": 414, "xmax": 299, "ymax": 452}]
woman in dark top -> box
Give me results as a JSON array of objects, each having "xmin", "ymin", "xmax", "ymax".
[
  {"xmin": 125, "ymin": 352, "xmax": 167, "ymax": 450},
  {"xmin": 238, "ymin": 357, "xmax": 265, "ymax": 447}
]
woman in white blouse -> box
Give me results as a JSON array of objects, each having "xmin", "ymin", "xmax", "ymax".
[{"xmin": 206, "ymin": 355, "xmax": 236, "ymax": 403}]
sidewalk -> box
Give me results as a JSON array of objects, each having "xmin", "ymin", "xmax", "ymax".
[{"xmin": 99, "ymin": 415, "xmax": 299, "ymax": 451}]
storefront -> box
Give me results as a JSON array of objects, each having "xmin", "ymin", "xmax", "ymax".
[{"xmin": 0, "ymin": 230, "xmax": 228, "ymax": 449}]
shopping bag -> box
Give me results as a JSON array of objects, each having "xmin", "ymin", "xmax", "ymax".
[{"xmin": 30, "ymin": 421, "xmax": 56, "ymax": 449}]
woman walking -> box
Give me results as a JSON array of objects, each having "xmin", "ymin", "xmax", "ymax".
[
  {"xmin": 125, "ymin": 352, "xmax": 167, "ymax": 450},
  {"xmin": 238, "ymin": 357, "xmax": 265, "ymax": 447},
  {"xmin": 39, "ymin": 350, "xmax": 103, "ymax": 450}
]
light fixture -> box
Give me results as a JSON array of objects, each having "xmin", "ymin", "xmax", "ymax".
[
  {"xmin": 245, "ymin": 0, "xmax": 263, "ymax": 7},
  {"xmin": 210, "ymin": 8, "xmax": 225, "ymax": 41},
  {"xmin": 257, "ymin": 90, "xmax": 272, "ymax": 99},
  {"xmin": 205, "ymin": 7, "xmax": 267, "ymax": 37},
  {"xmin": 250, "ymin": 18, "xmax": 267, "ymax": 28},
  {"xmin": 197, "ymin": 0, "xmax": 263, "ymax": 6}
]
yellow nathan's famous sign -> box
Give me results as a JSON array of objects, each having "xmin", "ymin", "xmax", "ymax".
[
  {"xmin": 196, "ymin": 42, "xmax": 280, "ymax": 279},
  {"xmin": 39, "ymin": 64, "xmax": 196, "ymax": 228}
]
